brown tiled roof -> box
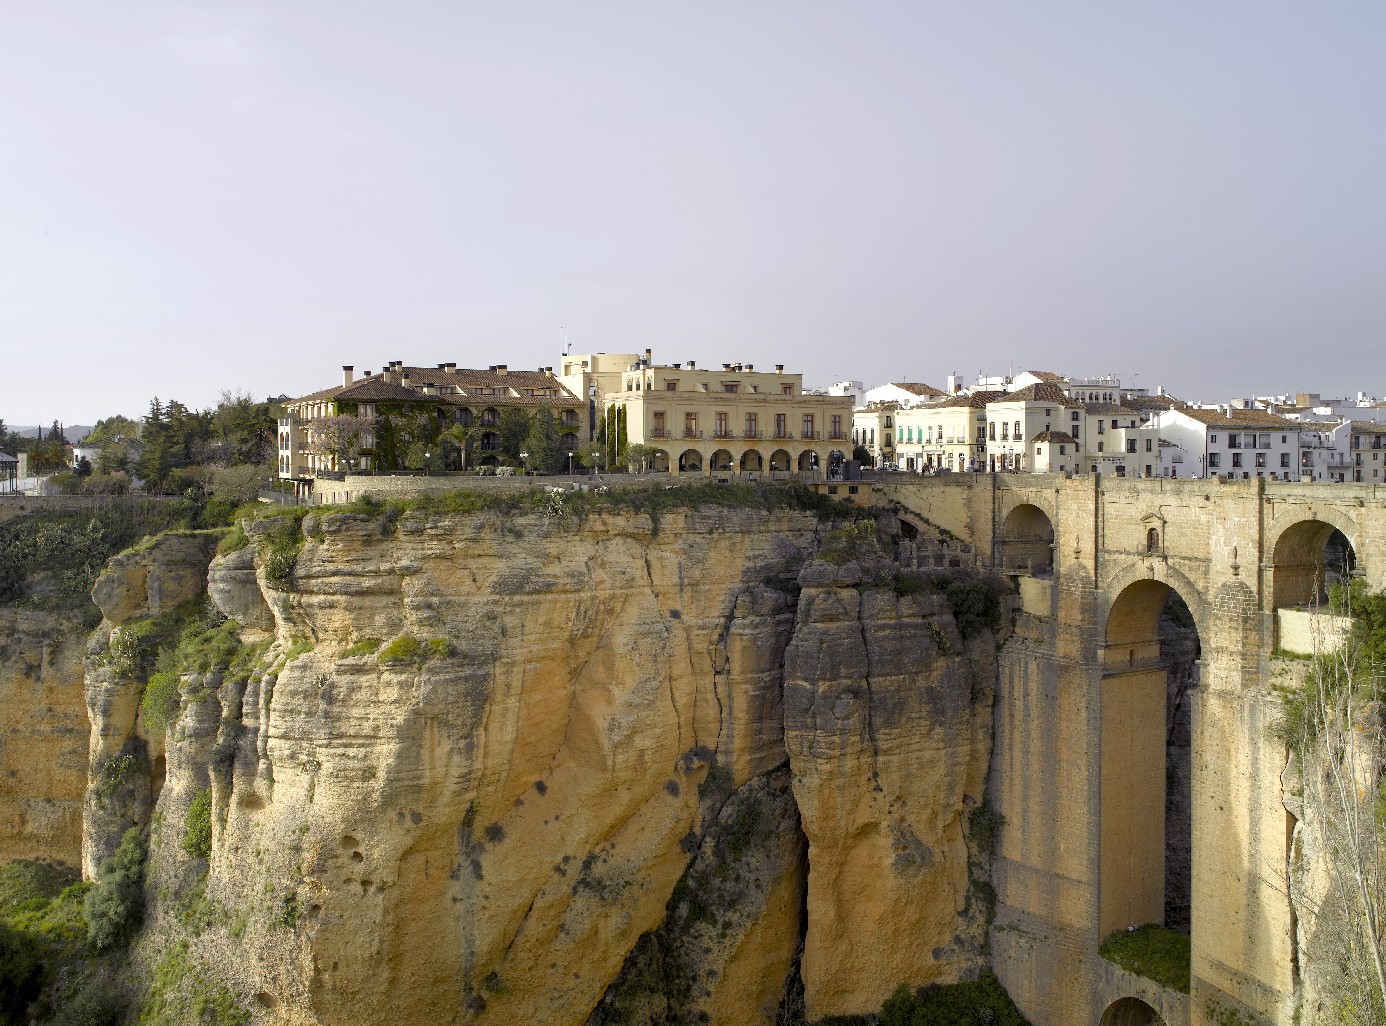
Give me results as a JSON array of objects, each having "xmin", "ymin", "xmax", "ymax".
[
  {"xmin": 1176, "ymin": 407, "xmax": 1298, "ymax": 429},
  {"xmin": 1123, "ymin": 394, "xmax": 1184, "ymax": 411},
  {"xmin": 443, "ymin": 393, "xmax": 583, "ymax": 408},
  {"xmin": 1023, "ymin": 370, "xmax": 1067, "ymax": 383},
  {"xmin": 994, "ymin": 382, "xmax": 1080, "ymax": 407},
  {"xmin": 1349, "ymin": 421, "xmax": 1386, "ymax": 433},
  {"xmin": 1083, "ymin": 402, "xmax": 1139, "ymax": 416},
  {"xmin": 942, "ymin": 390, "xmax": 1008, "ymax": 409},
  {"xmin": 1031, "ymin": 430, "xmax": 1076, "ymax": 443},
  {"xmin": 893, "ymin": 382, "xmax": 947, "ymax": 397},
  {"xmin": 291, "ymin": 366, "xmax": 582, "ymax": 406}
]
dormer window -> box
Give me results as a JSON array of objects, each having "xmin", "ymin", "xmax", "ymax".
[
  {"xmin": 782, "ymin": 385, "xmax": 793, "ymax": 395},
  {"xmin": 665, "ymin": 380, "xmax": 678, "ymax": 391},
  {"xmin": 723, "ymin": 382, "xmax": 739, "ymax": 393}
]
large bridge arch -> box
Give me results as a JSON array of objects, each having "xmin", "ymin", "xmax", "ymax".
[{"xmin": 1099, "ymin": 572, "xmax": 1204, "ymax": 940}]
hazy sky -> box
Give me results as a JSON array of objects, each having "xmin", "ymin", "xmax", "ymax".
[{"xmin": 3, "ymin": 2, "xmax": 1384, "ymax": 425}]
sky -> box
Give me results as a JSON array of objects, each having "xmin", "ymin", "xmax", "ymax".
[{"xmin": 2, "ymin": 2, "xmax": 1385, "ymax": 426}]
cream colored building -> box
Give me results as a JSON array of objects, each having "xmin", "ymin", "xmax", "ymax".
[
  {"xmin": 851, "ymin": 403, "xmax": 899, "ymax": 468},
  {"xmin": 894, "ymin": 392, "xmax": 1002, "ymax": 472},
  {"xmin": 564, "ymin": 351, "xmax": 854, "ymax": 476}
]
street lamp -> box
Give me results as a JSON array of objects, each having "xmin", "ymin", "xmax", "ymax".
[
  {"xmin": 423, "ymin": 452, "xmax": 431, "ymax": 477},
  {"xmin": 520, "ymin": 451, "xmax": 528, "ymax": 475},
  {"xmin": 568, "ymin": 451, "xmax": 574, "ymax": 475}
]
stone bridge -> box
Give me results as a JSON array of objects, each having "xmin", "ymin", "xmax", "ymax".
[{"xmin": 879, "ymin": 475, "xmax": 1386, "ymax": 1026}]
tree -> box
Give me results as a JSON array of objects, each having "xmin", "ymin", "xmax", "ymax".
[
  {"xmin": 577, "ymin": 441, "xmax": 606, "ymax": 473},
  {"xmin": 1285, "ymin": 586, "xmax": 1386, "ymax": 1025},
  {"xmin": 625, "ymin": 443, "xmax": 656, "ymax": 473},
  {"xmin": 308, "ymin": 415, "xmax": 368, "ymax": 471},
  {"xmin": 523, "ymin": 406, "xmax": 564, "ymax": 474},
  {"xmin": 442, "ymin": 422, "xmax": 482, "ymax": 470},
  {"xmin": 75, "ymin": 455, "xmax": 93, "ymax": 477},
  {"xmin": 499, "ymin": 408, "xmax": 531, "ymax": 464}
]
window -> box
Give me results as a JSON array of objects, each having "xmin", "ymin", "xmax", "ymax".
[
  {"xmin": 1209, "ymin": 453, "xmax": 1221, "ymax": 468},
  {"xmin": 802, "ymin": 414, "xmax": 815, "ymax": 438},
  {"xmin": 723, "ymin": 382, "xmax": 739, "ymax": 393},
  {"xmin": 1280, "ymin": 452, "xmax": 1291, "ymax": 468},
  {"xmin": 684, "ymin": 413, "xmax": 698, "ymax": 437},
  {"xmin": 1232, "ymin": 452, "xmax": 1243, "ymax": 468},
  {"xmin": 745, "ymin": 413, "xmax": 758, "ymax": 437},
  {"xmin": 1147, "ymin": 527, "xmax": 1160, "ymax": 553},
  {"xmin": 652, "ymin": 412, "xmax": 666, "ymax": 437},
  {"xmin": 1001, "ymin": 423, "xmax": 1009, "ymax": 440},
  {"xmin": 1098, "ymin": 441, "xmax": 1104, "ymax": 452},
  {"xmin": 830, "ymin": 415, "xmax": 843, "ymax": 439},
  {"xmin": 1098, "ymin": 420, "xmax": 1105, "ymax": 434},
  {"xmin": 715, "ymin": 412, "xmax": 729, "ymax": 437},
  {"xmin": 1126, "ymin": 439, "xmax": 1137, "ymax": 453},
  {"xmin": 1255, "ymin": 452, "xmax": 1266, "ymax": 468},
  {"xmin": 989, "ymin": 422, "xmax": 996, "ymax": 440},
  {"xmin": 665, "ymin": 380, "xmax": 678, "ymax": 391},
  {"xmin": 1210, "ymin": 434, "xmax": 1218, "ymax": 444},
  {"xmin": 782, "ymin": 385, "xmax": 793, "ymax": 395},
  {"xmin": 1013, "ymin": 421, "xmax": 1020, "ymax": 439},
  {"xmin": 1071, "ymin": 411, "xmax": 1080, "ymax": 421},
  {"xmin": 1145, "ymin": 438, "xmax": 1152, "ymax": 452},
  {"xmin": 775, "ymin": 413, "xmax": 787, "ymax": 438}
]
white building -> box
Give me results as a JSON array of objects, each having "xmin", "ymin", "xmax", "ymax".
[
  {"xmin": 859, "ymin": 382, "xmax": 948, "ymax": 410},
  {"xmin": 1151, "ymin": 406, "xmax": 1300, "ymax": 480}
]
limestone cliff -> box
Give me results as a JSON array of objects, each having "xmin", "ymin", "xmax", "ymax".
[
  {"xmin": 0, "ymin": 607, "xmax": 89, "ymax": 865},
  {"xmin": 73, "ymin": 500, "xmax": 1005, "ymax": 1025}
]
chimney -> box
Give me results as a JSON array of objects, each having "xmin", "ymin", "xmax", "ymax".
[
  {"xmin": 688, "ymin": 360, "xmax": 696, "ymax": 370},
  {"xmin": 672, "ymin": 363, "xmax": 682, "ymax": 370},
  {"xmin": 775, "ymin": 364, "xmax": 784, "ymax": 373},
  {"xmin": 364, "ymin": 370, "xmax": 372, "ymax": 378},
  {"xmin": 342, "ymin": 365, "xmax": 354, "ymax": 387},
  {"xmin": 644, "ymin": 348, "xmax": 652, "ymax": 364},
  {"xmin": 437, "ymin": 363, "xmax": 446, "ymax": 370},
  {"xmin": 401, "ymin": 371, "xmax": 411, "ymax": 389},
  {"xmin": 495, "ymin": 364, "xmax": 508, "ymax": 375},
  {"xmin": 746, "ymin": 363, "xmax": 754, "ymax": 371},
  {"xmin": 1156, "ymin": 385, "xmax": 1164, "ymax": 396},
  {"xmin": 446, "ymin": 362, "xmax": 457, "ymax": 373},
  {"xmin": 723, "ymin": 363, "xmax": 732, "ymax": 371}
]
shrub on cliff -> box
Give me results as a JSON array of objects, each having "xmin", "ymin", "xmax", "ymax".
[
  {"xmin": 0, "ymin": 920, "xmax": 43, "ymax": 1021},
  {"xmin": 83, "ymin": 829, "xmax": 146, "ymax": 951},
  {"xmin": 879, "ymin": 971, "xmax": 1031, "ymax": 1026},
  {"xmin": 182, "ymin": 789, "xmax": 213, "ymax": 860}
]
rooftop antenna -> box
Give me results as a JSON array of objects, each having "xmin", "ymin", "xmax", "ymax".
[{"xmin": 561, "ymin": 326, "xmax": 571, "ymax": 356}]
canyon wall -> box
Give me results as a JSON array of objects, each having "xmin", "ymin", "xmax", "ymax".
[{"xmin": 72, "ymin": 502, "xmax": 1004, "ymax": 1024}]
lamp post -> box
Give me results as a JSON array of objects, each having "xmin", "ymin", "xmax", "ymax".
[
  {"xmin": 423, "ymin": 452, "xmax": 430, "ymax": 477},
  {"xmin": 520, "ymin": 451, "xmax": 528, "ymax": 476},
  {"xmin": 568, "ymin": 451, "xmax": 574, "ymax": 475}
]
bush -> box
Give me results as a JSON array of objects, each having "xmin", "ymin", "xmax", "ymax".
[
  {"xmin": 377, "ymin": 635, "xmax": 424, "ymax": 666},
  {"xmin": 182, "ymin": 789, "xmax": 213, "ymax": 859},
  {"xmin": 1099, "ymin": 923, "xmax": 1191, "ymax": 993},
  {"xmin": 141, "ymin": 672, "xmax": 182, "ymax": 735},
  {"xmin": 879, "ymin": 971, "xmax": 1032, "ymax": 1026},
  {"xmin": 0, "ymin": 920, "xmax": 43, "ymax": 1021},
  {"xmin": 83, "ymin": 829, "xmax": 145, "ymax": 951},
  {"xmin": 49, "ymin": 973, "xmax": 128, "ymax": 1026},
  {"xmin": 341, "ymin": 637, "xmax": 382, "ymax": 658}
]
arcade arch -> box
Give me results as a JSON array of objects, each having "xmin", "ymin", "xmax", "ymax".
[
  {"xmin": 710, "ymin": 449, "xmax": 733, "ymax": 473},
  {"xmin": 769, "ymin": 449, "xmax": 792, "ymax": 473},
  {"xmin": 1001, "ymin": 503, "xmax": 1055, "ymax": 573},
  {"xmin": 678, "ymin": 449, "xmax": 702, "ymax": 473},
  {"xmin": 1270, "ymin": 519, "xmax": 1358, "ymax": 609},
  {"xmin": 798, "ymin": 450, "xmax": 820, "ymax": 473},
  {"xmin": 740, "ymin": 448, "xmax": 764, "ymax": 473}
]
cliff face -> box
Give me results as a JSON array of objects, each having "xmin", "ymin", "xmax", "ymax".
[
  {"xmin": 0, "ymin": 607, "xmax": 89, "ymax": 865},
  {"xmin": 76, "ymin": 504, "xmax": 1002, "ymax": 1025}
]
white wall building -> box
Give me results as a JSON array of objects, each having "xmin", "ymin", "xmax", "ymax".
[{"xmin": 1151, "ymin": 407, "xmax": 1300, "ymax": 480}]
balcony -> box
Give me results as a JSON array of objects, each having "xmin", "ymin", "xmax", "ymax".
[
  {"xmin": 773, "ymin": 431, "xmax": 794, "ymax": 440},
  {"xmin": 683, "ymin": 429, "xmax": 703, "ymax": 439},
  {"xmin": 712, "ymin": 431, "xmax": 736, "ymax": 440},
  {"xmin": 650, "ymin": 429, "xmax": 670, "ymax": 440},
  {"xmin": 829, "ymin": 432, "xmax": 847, "ymax": 441}
]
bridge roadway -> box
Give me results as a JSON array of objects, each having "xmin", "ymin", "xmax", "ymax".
[{"xmin": 877, "ymin": 474, "xmax": 1386, "ymax": 1026}]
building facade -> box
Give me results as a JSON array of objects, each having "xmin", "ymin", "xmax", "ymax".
[{"xmin": 571, "ymin": 352, "xmax": 854, "ymax": 476}]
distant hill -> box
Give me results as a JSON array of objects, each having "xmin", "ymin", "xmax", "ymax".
[{"xmin": 6, "ymin": 425, "xmax": 96, "ymax": 443}]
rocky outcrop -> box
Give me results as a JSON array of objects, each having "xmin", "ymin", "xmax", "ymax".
[
  {"xmin": 784, "ymin": 557, "xmax": 998, "ymax": 1020},
  {"xmin": 82, "ymin": 531, "xmax": 221, "ymax": 876},
  {"xmin": 70, "ymin": 502, "xmax": 1004, "ymax": 1025},
  {"xmin": 0, "ymin": 608, "xmax": 90, "ymax": 865}
]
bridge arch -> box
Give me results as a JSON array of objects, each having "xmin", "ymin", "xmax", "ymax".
[
  {"xmin": 1100, "ymin": 572, "xmax": 1204, "ymax": 939},
  {"xmin": 1001, "ymin": 503, "xmax": 1055, "ymax": 573},
  {"xmin": 1099, "ymin": 997, "xmax": 1165, "ymax": 1026},
  {"xmin": 1265, "ymin": 512, "xmax": 1361, "ymax": 610}
]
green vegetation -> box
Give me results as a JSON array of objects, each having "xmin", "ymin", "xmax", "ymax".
[
  {"xmin": 257, "ymin": 508, "xmax": 309, "ymax": 590},
  {"xmin": 182, "ymin": 789, "xmax": 213, "ymax": 859},
  {"xmin": 878, "ymin": 972, "xmax": 1033, "ymax": 1026},
  {"xmin": 83, "ymin": 829, "xmax": 146, "ymax": 952},
  {"xmin": 0, "ymin": 502, "xmax": 217, "ymax": 615},
  {"xmin": 139, "ymin": 940, "xmax": 248, "ymax": 1026},
  {"xmin": 341, "ymin": 637, "xmax": 383, "ymax": 657},
  {"xmin": 377, "ymin": 635, "xmax": 455, "ymax": 666},
  {"xmin": 1099, "ymin": 924, "xmax": 1191, "ymax": 993},
  {"xmin": 819, "ymin": 520, "xmax": 885, "ymax": 565},
  {"xmin": 0, "ymin": 859, "xmax": 131, "ymax": 1025}
]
